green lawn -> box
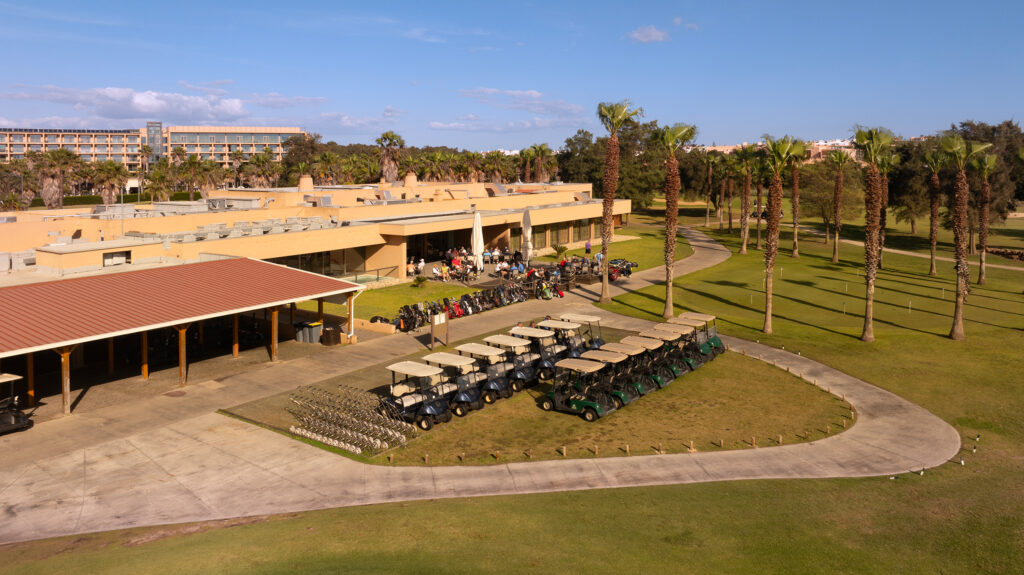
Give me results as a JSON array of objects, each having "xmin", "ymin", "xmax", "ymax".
[
  {"xmin": 537, "ymin": 225, "xmax": 693, "ymax": 271},
  {"xmin": 298, "ymin": 281, "xmax": 477, "ymax": 321},
  {"xmin": 4, "ymin": 224, "xmax": 1024, "ymax": 574}
]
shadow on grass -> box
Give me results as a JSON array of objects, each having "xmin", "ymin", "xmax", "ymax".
[{"xmin": 684, "ymin": 287, "xmax": 858, "ymax": 340}]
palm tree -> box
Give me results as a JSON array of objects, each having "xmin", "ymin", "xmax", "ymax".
[
  {"xmin": 481, "ymin": 151, "xmax": 509, "ymax": 183},
  {"xmin": 922, "ymin": 150, "xmax": 946, "ymax": 276},
  {"xmin": 375, "ymin": 131, "xmax": 405, "ymax": 183},
  {"xmin": 532, "ymin": 143, "xmax": 554, "ymax": 182},
  {"xmin": 181, "ymin": 155, "xmax": 203, "ymax": 201},
  {"xmin": 826, "ymin": 150, "xmax": 850, "ymax": 263},
  {"xmin": 876, "ymin": 150, "xmax": 900, "ymax": 269},
  {"xmin": 138, "ymin": 144, "xmax": 152, "ymax": 202},
  {"xmin": 855, "ymin": 128, "xmax": 893, "ymax": 342},
  {"xmin": 699, "ymin": 150, "xmax": 718, "ymax": 227},
  {"xmin": 658, "ymin": 123, "xmax": 698, "ymax": 317},
  {"xmin": 519, "ymin": 147, "xmax": 535, "ymax": 182},
  {"xmin": 463, "ymin": 152, "xmax": 483, "ymax": 183},
  {"xmin": 597, "ymin": 100, "xmax": 643, "ymax": 303},
  {"xmin": 734, "ymin": 146, "xmax": 758, "ymax": 254},
  {"xmin": 94, "ymin": 161, "xmax": 129, "ymax": 205},
  {"xmin": 941, "ymin": 134, "xmax": 991, "ymax": 340},
  {"xmin": 970, "ymin": 153, "xmax": 997, "ymax": 285},
  {"xmin": 761, "ymin": 135, "xmax": 798, "ymax": 334},
  {"xmin": 146, "ymin": 159, "xmax": 172, "ymax": 201},
  {"xmin": 788, "ymin": 139, "xmax": 807, "ymax": 257},
  {"xmin": 754, "ymin": 155, "xmax": 768, "ymax": 250},
  {"xmin": 198, "ymin": 160, "xmax": 225, "ymax": 199},
  {"xmin": 721, "ymin": 155, "xmax": 736, "ymax": 233},
  {"xmin": 43, "ymin": 149, "xmax": 80, "ymax": 209}
]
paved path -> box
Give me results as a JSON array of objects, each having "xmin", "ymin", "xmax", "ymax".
[{"xmin": 0, "ymin": 227, "xmax": 961, "ymax": 544}]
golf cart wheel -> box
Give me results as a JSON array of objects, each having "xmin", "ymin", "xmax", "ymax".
[
  {"xmin": 582, "ymin": 408, "xmax": 599, "ymax": 422},
  {"xmin": 500, "ymin": 387, "xmax": 513, "ymax": 399},
  {"xmin": 483, "ymin": 391, "xmax": 497, "ymax": 404},
  {"xmin": 657, "ymin": 366, "xmax": 674, "ymax": 386},
  {"xmin": 540, "ymin": 398, "xmax": 554, "ymax": 411},
  {"xmin": 472, "ymin": 398, "xmax": 485, "ymax": 410},
  {"xmin": 453, "ymin": 403, "xmax": 468, "ymax": 417},
  {"xmin": 612, "ymin": 396, "xmax": 624, "ymax": 409},
  {"xmin": 416, "ymin": 416, "xmax": 434, "ymax": 431},
  {"xmin": 438, "ymin": 410, "xmax": 453, "ymax": 423},
  {"xmin": 538, "ymin": 368, "xmax": 554, "ymax": 381},
  {"xmin": 511, "ymin": 380, "xmax": 524, "ymax": 392}
]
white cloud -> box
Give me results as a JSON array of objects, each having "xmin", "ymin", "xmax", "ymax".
[
  {"xmin": 403, "ymin": 27, "xmax": 445, "ymax": 43},
  {"xmin": 383, "ymin": 106, "xmax": 403, "ymax": 118},
  {"xmin": 686, "ymin": 23, "xmax": 699, "ymax": 31},
  {"xmin": 459, "ymin": 87, "xmax": 583, "ymax": 116},
  {"xmin": 628, "ymin": 25, "xmax": 670, "ymax": 43},
  {"xmin": 0, "ymin": 85, "xmax": 247, "ymax": 123},
  {"xmin": 428, "ymin": 115, "xmax": 582, "ymax": 133},
  {"xmin": 249, "ymin": 92, "xmax": 327, "ymax": 108},
  {"xmin": 319, "ymin": 106, "xmax": 400, "ymax": 133},
  {"xmin": 178, "ymin": 79, "xmax": 233, "ymax": 96}
]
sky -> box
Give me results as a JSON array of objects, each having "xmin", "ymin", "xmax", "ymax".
[{"xmin": 1, "ymin": 0, "xmax": 1022, "ymax": 151}]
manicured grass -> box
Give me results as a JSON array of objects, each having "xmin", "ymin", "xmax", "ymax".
[
  {"xmin": 298, "ymin": 281, "xmax": 477, "ymax": 321},
  {"xmin": 537, "ymin": 225, "xmax": 693, "ymax": 271}
]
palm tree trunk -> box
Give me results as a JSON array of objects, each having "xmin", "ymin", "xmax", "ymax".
[
  {"xmin": 878, "ymin": 173, "xmax": 889, "ymax": 270},
  {"xmin": 755, "ymin": 183, "xmax": 764, "ymax": 250},
  {"xmin": 950, "ymin": 169, "xmax": 969, "ymax": 340},
  {"xmin": 704, "ymin": 166, "xmax": 712, "ymax": 227},
  {"xmin": 832, "ymin": 169, "xmax": 843, "ymax": 263},
  {"xmin": 717, "ymin": 180, "xmax": 725, "ymax": 230},
  {"xmin": 928, "ymin": 173, "xmax": 940, "ymax": 276},
  {"xmin": 740, "ymin": 173, "xmax": 751, "ymax": 254},
  {"xmin": 791, "ymin": 166, "xmax": 800, "ymax": 257},
  {"xmin": 862, "ymin": 164, "xmax": 882, "ymax": 342},
  {"xmin": 600, "ymin": 133, "xmax": 620, "ymax": 304},
  {"xmin": 663, "ymin": 154, "xmax": 680, "ymax": 318},
  {"xmin": 763, "ymin": 173, "xmax": 783, "ymax": 334},
  {"xmin": 978, "ymin": 176, "xmax": 989, "ymax": 285},
  {"xmin": 727, "ymin": 179, "xmax": 734, "ymax": 233}
]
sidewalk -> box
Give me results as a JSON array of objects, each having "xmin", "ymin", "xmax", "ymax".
[{"xmin": 0, "ymin": 227, "xmax": 961, "ymax": 544}]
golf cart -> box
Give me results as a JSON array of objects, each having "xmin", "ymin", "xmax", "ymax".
[
  {"xmin": 483, "ymin": 334, "xmax": 539, "ymax": 390},
  {"xmin": 580, "ymin": 349, "xmax": 642, "ymax": 407},
  {"xmin": 0, "ymin": 374, "xmax": 33, "ymax": 436},
  {"xmin": 668, "ymin": 317, "xmax": 718, "ymax": 361},
  {"xmin": 536, "ymin": 319, "xmax": 587, "ymax": 358},
  {"xmin": 620, "ymin": 335, "xmax": 677, "ymax": 389},
  {"xmin": 510, "ymin": 326, "xmax": 569, "ymax": 381},
  {"xmin": 539, "ymin": 358, "xmax": 618, "ymax": 422},
  {"xmin": 676, "ymin": 312, "xmax": 725, "ymax": 354},
  {"xmin": 384, "ymin": 361, "xmax": 455, "ymax": 430},
  {"xmin": 651, "ymin": 323, "xmax": 702, "ymax": 371},
  {"xmin": 422, "ymin": 352, "xmax": 487, "ymax": 415},
  {"xmin": 454, "ymin": 343, "xmax": 515, "ymax": 400},
  {"xmin": 560, "ymin": 313, "xmax": 606, "ymax": 348},
  {"xmin": 636, "ymin": 329, "xmax": 692, "ymax": 380},
  {"xmin": 600, "ymin": 341, "xmax": 659, "ymax": 395}
]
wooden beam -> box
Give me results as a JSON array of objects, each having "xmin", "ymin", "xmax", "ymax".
[
  {"xmin": 347, "ymin": 294, "xmax": 354, "ymax": 338},
  {"xmin": 270, "ymin": 308, "xmax": 279, "ymax": 361},
  {"xmin": 26, "ymin": 352, "xmax": 34, "ymax": 407},
  {"xmin": 232, "ymin": 314, "xmax": 239, "ymax": 358},
  {"xmin": 175, "ymin": 324, "xmax": 191, "ymax": 386},
  {"xmin": 107, "ymin": 337, "xmax": 115, "ymax": 375},
  {"xmin": 54, "ymin": 345, "xmax": 77, "ymax": 415},
  {"xmin": 317, "ymin": 298, "xmax": 324, "ymax": 322},
  {"xmin": 141, "ymin": 331, "xmax": 149, "ymax": 380},
  {"xmin": 198, "ymin": 320, "xmax": 204, "ymax": 345},
  {"xmin": 289, "ymin": 302, "xmax": 296, "ymax": 324}
]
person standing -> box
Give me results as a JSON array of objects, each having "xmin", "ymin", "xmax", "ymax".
[{"xmin": 585, "ymin": 239, "xmax": 592, "ymax": 255}]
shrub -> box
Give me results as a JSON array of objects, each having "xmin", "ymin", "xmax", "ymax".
[{"xmin": 411, "ymin": 276, "xmax": 428, "ymax": 288}]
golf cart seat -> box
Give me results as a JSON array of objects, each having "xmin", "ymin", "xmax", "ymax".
[
  {"xmin": 543, "ymin": 344, "xmax": 568, "ymax": 359},
  {"xmin": 391, "ymin": 383, "xmax": 417, "ymax": 397},
  {"xmin": 488, "ymin": 361, "xmax": 515, "ymax": 377},
  {"xmin": 566, "ymin": 335, "xmax": 585, "ymax": 350},
  {"xmin": 458, "ymin": 372, "xmax": 488, "ymax": 387},
  {"xmin": 513, "ymin": 354, "xmax": 539, "ymax": 370},
  {"xmin": 396, "ymin": 393, "xmax": 427, "ymax": 408},
  {"xmin": 433, "ymin": 382, "xmax": 459, "ymax": 396}
]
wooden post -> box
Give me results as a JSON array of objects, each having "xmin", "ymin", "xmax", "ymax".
[
  {"xmin": 175, "ymin": 324, "xmax": 190, "ymax": 386},
  {"xmin": 198, "ymin": 321, "xmax": 204, "ymax": 345},
  {"xmin": 289, "ymin": 302, "xmax": 296, "ymax": 324},
  {"xmin": 232, "ymin": 314, "xmax": 239, "ymax": 358},
  {"xmin": 270, "ymin": 307, "xmax": 279, "ymax": 361},
  {"xmin": 141, "ymin": 332, "xmax": 148, "ymax": 380},
  {"xmin": 107, "ymin": 337, "xmax": 115, "ymax": 375},
  {"xmin": 317, "ymin": 298, "xmax": 324, "ymax": 322},
  {"xmin": 55, "ymin": 345, "xmax": 77, "ymax": 415},
  {"xmin": 346, "ymin": 293, "xmax": 354, "ymax": 338},
  {"xmin": 26, "ymin": 352, "xmax": 34, "ymax": 407}
]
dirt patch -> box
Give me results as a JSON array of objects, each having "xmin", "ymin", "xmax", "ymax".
[{"xmin": 123, "ymin": 515, "xmax": 271, "ymax": 547}]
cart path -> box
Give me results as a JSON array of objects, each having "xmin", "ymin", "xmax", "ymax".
[{"xmin": 0, "ymin": 227, "xmax": 961, "ymax": 544}]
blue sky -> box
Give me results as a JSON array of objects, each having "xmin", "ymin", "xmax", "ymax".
[{"xmin": 1, "ymin": 1, "xmax": 1021, "ymax": 150}]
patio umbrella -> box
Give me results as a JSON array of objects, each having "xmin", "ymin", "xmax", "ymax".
[
  {"xmin": 521, "ymin": 208, "xmax": 533, "ymax": 263},
  {"xmin": 471, "ymin": 211, "xmax": 484, "ymax": 271}
]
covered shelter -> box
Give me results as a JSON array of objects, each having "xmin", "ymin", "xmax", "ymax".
[{"xmin": 0, "ymin": 257, "xmax": 363, "ymax": 415}]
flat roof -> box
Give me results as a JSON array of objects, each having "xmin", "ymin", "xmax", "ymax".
[
  {"xmin": 36, "ymin": 238, "xmax": 161, "ymax": 254},
  {"xmin": 555, "ymin": 358, "xmax": 604, "ymax": 373},
  {"xmin": 386, "ymin": 361, "xmax": 443, "ymax": 378},
  {"xmin": 483, "ymin": 335, "xmax": 532, "ymax": 348},
  {"xmin": 510, "ymin": 326, "xmax": 555, "ymax": 339},
  {"xmin": 560, "ymin": 313, "xmax": 601, "ymax": 323},
  {"xmin": 600, "ymin": 342, "xmax": 644, "ymax": 355},
  {"xmin": 0, "ymin": 258, "xmax": 362, "ymax": 358},
  {"xmin": 581, "ymin": 350, "xmax": 627, "ymax": 363},
  {"xmin": 620, "ymin": 336, "xmax": 664, "ymax": 350}
]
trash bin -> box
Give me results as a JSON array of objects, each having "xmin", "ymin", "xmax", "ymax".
[
  {"xmin": 321, "ymin": 325, "xmax": 341, "ymax": 346},
  {"xmin": 309, "ymin": 321, "xmax": 323, "ymax": 343},
  {"xmin": 294, "ymin": 322, "xmax": 309, "ymax": 343}
]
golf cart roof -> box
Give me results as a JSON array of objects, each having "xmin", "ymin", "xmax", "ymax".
[
  {"xmin": 510, "ymin": 326, "xmax": 556, "ymax": 339},
  {"xmin": 620, "ymin": 335, "xmax": 664, "ymax": 350},
  {"xmin": 455, "ymin": 343, "xmax": 504, "ymax": 357},
  {"xmin": 0, "ymin": 373, "xmax": 23, "ymax": 385},
  {"xmin": 581, "ymin": 350, "xmax": 628, "ymax": 363},
  {"xmin": 386, "ymin": 361, "xmax": 444, "ymax": 378},
  {"xmin": 560, "ymin": 313, "xmax": 601, "ymax": 323},
  {"xmin": 483, "ymin": 334, "xmax": 533, "ymax": 348},
  {"xmin": 537, "ymin": 319, "xmax": 581, "ymax": 330},
  {"xmin": 679, "ymin": 312, "xmax": 716, "ymax": 322},
  {"xmin": 668, "ymin": 317, "xmax": 706, "ymax": 328},
  {"xmin": 638, "ymin": 329, "xmax": 679, "ymax": 341},
  {"xmin": 555, "ymin": 358, "xmax": 605, "ymax": 373},
  {"xmin": 422, "ymin": 352, "xmax": 476, "ymax": 367},
  {"xmin": 653, "ymin": 323, "xmax": 695, "ymax": 335},
  {"xmin": 600, "ymin": 342, "xmax": 644, "ymax": 356}
]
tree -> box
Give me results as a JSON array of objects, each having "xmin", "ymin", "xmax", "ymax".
[
  {"xmin": 198, "ymin": 160, "xmax": 225, "ymax": 199},
  {"xmin": 375, "ymin": 131, "xmax": 405, "ymax": 183},
  {"xmin": 876, "ymin": 150, "xmax": 900, "ymax": 269},
  {"xmin": 229, "ymin": 149, "xmax": 245, "ymax": 187},
  {"xmin": 42, "ymin": 149, "xmax": 80, "ymax": 209},
  {"xmin": 698, "ymin": 150, "xmax": 718, "ymax": 227},
  {"xmin": 922, "ymin": 149, "xmax": 946, "ymax": 276},
  {"xmin": 532, "ymin": 143, "xmax": 555, "ymax": 182},
  {"xmin": 138, "ymin": 144, "xmax": 153, "ymax": 201},
  {"xmin": 754, "ymin": 155, "xmax": 768, "ymax": 250},
  {"xmin": 520, "ymin": 147, "xmax": 535, "ymax": 182},
  {"xmin": 596, "ymin": 100, "xmax": 643, "ymax": 303},
  {"xmin": 941, "ymin": 134, "xmax": 991, "ymax": 340},
  {"xmin": 971, "ymin": 153, "xmax": 998, "ymax": 284},
  {"xmin": 146, "ymin": 158, "xmax": 172, "ymax": 201},
  {"xmin": 93, "ymin": 161, "xmax": 129, "ymax": 205},
  {"xmin": 826, "ymin": 150, "xmax": 850, "ymax": 263},
  {"xmin": 787, "ymin": 139, "xmax": 807, "ymax": 257},
  {"xmin": 854, "ymin": 128, "xmax": 892, "ymax": 342},
  {"xmin": 761, "ymin": 135, "xmax": 798, "ymax": 334},
  {"xmin": 734, "ymin": 146, "xmax": 758, "ymax": 254},
  {"xmin": 658, "ymin": 123, "xmax": 698, "ymax": 317}
]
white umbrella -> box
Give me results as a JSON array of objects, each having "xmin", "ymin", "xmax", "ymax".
[
  {"xmin": 521, "ymin": 208, "xmax": 533, "ymax": 263},
  {"xmin": 471, "ymin": 211, "xmax": 484, "ymax": 271}
]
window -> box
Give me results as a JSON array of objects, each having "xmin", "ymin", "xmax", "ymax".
[
  {"xmin": 111, "ymin": 155, "xmax": 122, "ymax": 162},
  {"xmin": 510, "ymin": 227, "xmax": 522, "ymax": 250},
  {"xmin": 127, "ymin": 145, "xmax": 138, "ymax": 152},
  {"xmin": 187, "ymin": 145, "xmax": 197, "ymax": 153},
  {"xmin": 63, "ymin": 144, "xmax": 75, "ymax": 150},
  {"xmin": 29, "ymin": 144, "xmax": 41, "ymax": 151},
  {"xmin": 62, "ymin": 136, "xmax": 76, "ymax": 144},
  {"xmin": 95, "ymin": 155, "xmax": 107, "ymax": 160},
  {"xmin": 95, "ymin": 145, "xmax": 107, "ymax": 152},
  {"xmin": 0, "ymin": 134, "xmax": 5, "ymax": 142},
  {"xmin": 11, "ymin": 135, "xmax": 24, "ymax": 143},
  {"xmin": 46, "ymin": 135, "xmax": 58, "ymax": 143},
  {"xmin": 46, "ymin": 145, "xmax": 59, "ymax": 151},
  {"xmin": 573, "ymin": 219, "xmax": 589, "ymax": 242},
  {"xmin": 80, "ymin": 146, "xmax": 92, "ymax": 153},
  {"xmin": 111, "ymin": 136, "xmax": 123, "ymax": 143},
  {"xmin": 110, "ymin": 145, "xmax": 122, "ymax": 152},
  {"xmin": 95, "ymin": 136, "xmax": 108, "ymax": 143},
  {"xmin": 531, "ymin": 225, "xmax": 547, "ymax": 249},
  {"xmin": 128, "ymin": 136, "xmax": 138, "ymax": 143},
  {"xmin": 30, "ymin": 135, "xmax": 41, "ymax": 143},
  {"xmin": 552, "ymin": 222, "xmax": 570, "ymax": 245}
]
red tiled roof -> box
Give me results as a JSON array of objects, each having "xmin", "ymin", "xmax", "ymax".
[{"xmin": 0, "ymin": 258, "xmax": 362, "ymax": 358}]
